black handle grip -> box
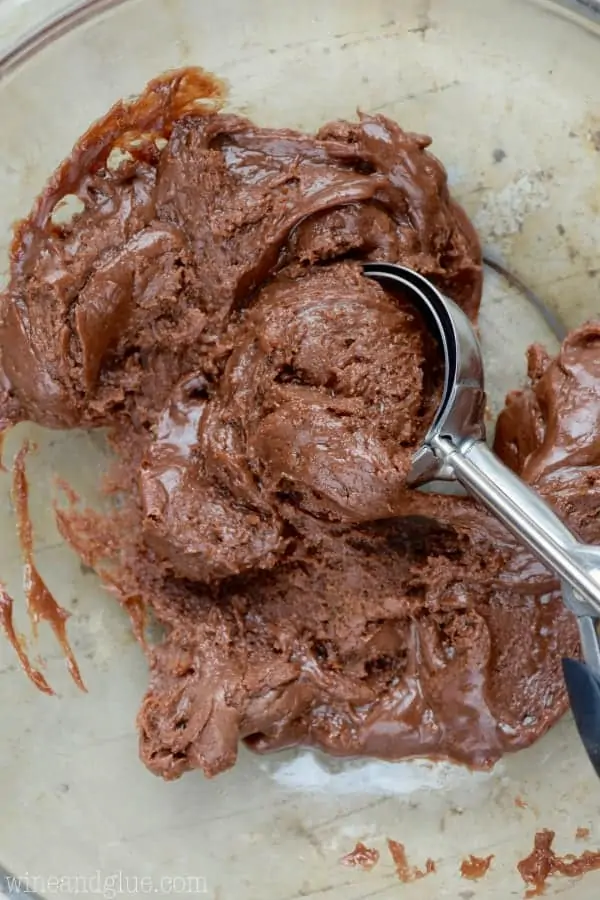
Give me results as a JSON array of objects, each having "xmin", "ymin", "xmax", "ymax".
[{"xmin": 562, "ymin": 657, "xmax": 600, "ymax": 778}]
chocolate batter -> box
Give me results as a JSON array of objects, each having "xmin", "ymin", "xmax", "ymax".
[
  {"xmin": 517, "ymin": 830, "xmax": 600, "ymax": 896},
  {"xmin": 387, "ymin": 840, "xmax": 435, "ymax": 882},
  {"xmin": 0, "ymin": 66, "xmax": 593, "ymax": 781},
  {"xmin": 341, "ymin": 843, "xmax": 380, "ymax": 871},
  {"xmin": 0, "ymin": 582, "xmax": 52, "ymax": 695},
  {"xmin": 460, "ymin": 854, "xmax": 494, "ymax": 881},
  {"xmin": 13, "ymin": 444, "xmax": 85, "ymax": 691}
]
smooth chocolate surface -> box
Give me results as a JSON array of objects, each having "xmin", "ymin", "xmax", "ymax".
[{"xmin": 0, "ymin": 68, "xmax": 591, "ymax": 781}]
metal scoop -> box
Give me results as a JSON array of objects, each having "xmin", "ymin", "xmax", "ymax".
[{"xmin": 363, "ymin": 262, "xmax": 600, "ymax": 777}]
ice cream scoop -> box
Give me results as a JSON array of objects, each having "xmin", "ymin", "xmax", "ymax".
[{"xmin": 363, "ymin": 262, "xmax": 600, "ymax": 777}]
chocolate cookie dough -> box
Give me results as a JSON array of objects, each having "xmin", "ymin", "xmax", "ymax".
[
  {"xmin": 0, "ymin": 67, "xmax": 590, "ymax": 781},
  {"xmin": 140, "ymin": 263, "xmax": 442, "ymax": 582}
]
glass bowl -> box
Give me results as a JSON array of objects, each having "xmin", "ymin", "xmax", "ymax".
[{"xmin": 1, "ymin": 1, "xmax": 600, "ymax": 898}]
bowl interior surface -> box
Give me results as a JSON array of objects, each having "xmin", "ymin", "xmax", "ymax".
[{"xmin": 1, "ymin": 1, "xmax": 600, "ymax": 898}]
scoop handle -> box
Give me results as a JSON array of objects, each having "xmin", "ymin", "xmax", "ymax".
[{"xmin": 432, "ymin": 436, "xmax": 600, "ymax": 620}]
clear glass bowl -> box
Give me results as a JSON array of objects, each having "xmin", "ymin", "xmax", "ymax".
[{"xmin": 1, "ymin": 1, "xmax": 600, "ymax": 898}]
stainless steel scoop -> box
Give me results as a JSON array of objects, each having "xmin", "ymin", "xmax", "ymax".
[{"xmin": 364, "ymin": 262, "xmax": 600, "ymax": 777}]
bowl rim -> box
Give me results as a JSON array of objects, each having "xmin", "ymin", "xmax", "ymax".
[
  {"xmin": 0, "ymin": 0, "xmax": 599, "ymax": 898},
  {"xmin": 0, "ymin": 0, "xmax": 126, "ymax": 78},
  {"xmin": 0, "ymin": 0, "xmax": 599, "ymax": 81}
]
